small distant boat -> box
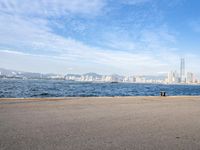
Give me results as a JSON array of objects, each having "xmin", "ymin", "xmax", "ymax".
[{"xmin": 110, "ymin": 81, "xmax": 118, "ymax": 84}]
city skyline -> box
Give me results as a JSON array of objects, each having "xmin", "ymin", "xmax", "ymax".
[
  {"xmin": 167, "ymin": 58, "xmax": 199, "ymax": 84},
  {"xmin": 0, "ymin": 58, "xmax": 199, "ymax": 84},
  {"xmin": 0, "ymin": 0, "xmax": 200, "ymax": 75}
]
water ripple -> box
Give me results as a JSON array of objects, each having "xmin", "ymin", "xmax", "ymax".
[{"xmin": 0, "ymin": 79, "xmax": 200, "ymax": 98}]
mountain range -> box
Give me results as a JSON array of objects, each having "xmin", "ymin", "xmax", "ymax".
[{"xmin": 0, "ymin": 68, "xmax": 166, "ymax": 81}]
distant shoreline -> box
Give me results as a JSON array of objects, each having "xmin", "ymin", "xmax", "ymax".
[{"xmin": 1, "ymin": 78, "xmax": 200, "ymax": 85}]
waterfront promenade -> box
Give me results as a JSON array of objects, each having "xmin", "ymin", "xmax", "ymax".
[{"xmin": 1, "ymin": 96, "xmax": 200, "ymax": 150}]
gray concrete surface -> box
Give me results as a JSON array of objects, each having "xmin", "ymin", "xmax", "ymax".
[{"xmin": 1, "ymin": 96, "xmax": 200, "ymax": 150}]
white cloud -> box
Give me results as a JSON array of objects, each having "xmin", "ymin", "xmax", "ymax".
[
  {"xmin": 0, "ymin": 0, "xmax": 105, "ymax": 17},
  {"xmin": 140, "ymin": 26, "xmax": 177, "ymax": 50},
  {"xmin": 120, "ymin": 0, "xmax": 152, "ymax": 5},
  {"xmin": 0, "ymin": 9, "xmax": 183, "ymax": 74},
  {"xmin": 0, "ymin": 49, "xmax": 168, "ymax": 75}
]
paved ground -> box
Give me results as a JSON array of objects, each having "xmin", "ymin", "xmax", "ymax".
[{"xmin": 1, "ymin": 96, "xmax": 200, "ymax": 150}]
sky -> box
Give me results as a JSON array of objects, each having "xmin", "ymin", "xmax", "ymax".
[{"xmin": 0, "ymin": 0, "xmax": 200, "ymax": 75}]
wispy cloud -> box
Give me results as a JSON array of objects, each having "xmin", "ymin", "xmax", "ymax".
[
  {"xmin": 0, "ymin": 0, "xmax": 105, "ymax": 17},
  {"xmin": 120, "ymin": 0, "xmax": 152, "ymax": 5}
]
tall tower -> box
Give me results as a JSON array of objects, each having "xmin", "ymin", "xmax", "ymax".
[{"xmin": 180, "ymin": 58, "xmax": 185, "ymax": 83}]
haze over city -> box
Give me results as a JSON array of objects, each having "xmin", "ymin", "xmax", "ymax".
[{"xmin": 0, "ymin": 0, "xmax": 200, "ymax": 75}]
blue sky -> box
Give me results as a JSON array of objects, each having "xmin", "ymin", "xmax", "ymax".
[{"xmin": 0, "ymin": 0, "xmax": 200, "ymax": 75}]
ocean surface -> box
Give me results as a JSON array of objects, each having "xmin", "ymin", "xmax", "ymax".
[{"xmin": 1, "ymin": 79, "xmax": 200, "ymax": 98}]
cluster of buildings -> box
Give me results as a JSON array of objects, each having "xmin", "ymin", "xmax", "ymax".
[
  {"xmin": 64, "ymin": 73, "xmax": 164, "ymax": 84},
  {"xmin": 166, "ymin": 58, "xmax": 199, "ymax": 84},
  {"xmin": 65, "ymin": 58, "xmax": 199, "ymax": 84},
  {"xmin": 1, "ymin": 58, "xmax": 199, "ymax": 84}
]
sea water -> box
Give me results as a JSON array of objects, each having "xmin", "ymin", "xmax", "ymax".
[{"xmin": 0, "ymin": 79, "xmax": 200, "ymax": 98}]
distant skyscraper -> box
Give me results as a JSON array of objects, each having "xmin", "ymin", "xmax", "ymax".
[
  {"xmin": 180, "ymin": 58, "xmax": 185, "ymax": 83},
  {"xmin": 168, "ymin": 71, "xmax": 179, "ymax": 83},
  {"xmin": 187, "ymin": 72, "xmax": 195, "ymax": 83}
]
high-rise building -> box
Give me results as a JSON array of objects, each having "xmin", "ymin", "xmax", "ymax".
[
  {"xmin": 187, "ymin": 72, "xmax": 195, "ymax": 83},
  {"xmin": 180, "ymin": 58, "xmax": 185, "ymax": 83},
  {"xmin": 167, "ymin": 71, "xmax": 179, "ymax": 83}
]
